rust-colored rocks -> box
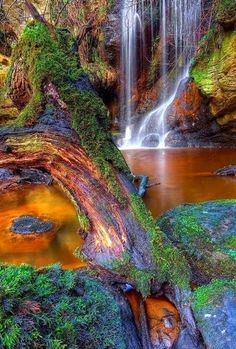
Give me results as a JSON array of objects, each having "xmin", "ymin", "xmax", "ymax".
[
  {"xmin": 146, "ymin": 297, "xmax": 181, "ymax": 349},
  {"xmin": 190, "ymin": 28, "xmax": 236, "ymax": 145},
  {"xmin": 127, "ymin": 291, "xmax": 181, "ymax": 349},
  {"xmin": 166, "ymin": 79, "xmax": 203, "ymax": 129},
  {"xmin": 163, "ymin": 76, "xmax": 236, "ymax": 147}
]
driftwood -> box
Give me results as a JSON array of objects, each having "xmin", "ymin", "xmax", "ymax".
[
  {"xmin": 133, "ymin": 175, "xmax": 160, "ymax": 197},
  {"xmin": 215, "ymin": 165, "xmax": 236, "ymax": 177},
  {"xmin": 140, "ymin": 299, "xmax": 153, "ymax": 349}
]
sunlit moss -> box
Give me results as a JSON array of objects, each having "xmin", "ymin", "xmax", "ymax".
[
  {"xmin": 7, "ymin": 21, "xmax": 130, "ymax": 203},
  {"xmin": 111, "ymin": 193, "xmax": 190, "ymax": 296},
  {"xmin": 193, "ymin": 278, "xmax": 236, "ymax": 312},
  {"xmin": 0, "ymin": 264, "xmax": 126, "ymax": 349}
]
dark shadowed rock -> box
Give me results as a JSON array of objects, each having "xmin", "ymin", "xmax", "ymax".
[
  {"xmin": 0, "ymin": 167, "xmax": 53, "ymax": 185},
  {"xmin": 193, "ymin": 284, "xmax": 236, "ymax": 349},
  {"xmin": 11, "ymin": 215, "xmax": 54, "ymax": 235},
  {"xmin": 173, "ymin": 328, "xmax": 204, "ymax": 349}
]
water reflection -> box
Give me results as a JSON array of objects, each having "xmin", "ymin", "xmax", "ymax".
[
  {"xmin": 123, "ymin": 148, "xmax": 236, "ymax": 218},
  {"xmin": 0, "ymin": 184, "xmax": 86, "ymax": 268}
]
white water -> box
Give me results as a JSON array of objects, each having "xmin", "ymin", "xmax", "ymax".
[
  {"xmin": 119, "ymin": 0, "xmax": 202, "ymax": 149},
  {"xmin": 119, "ymin": 0, "xmax": 155, "ymax": 147}
]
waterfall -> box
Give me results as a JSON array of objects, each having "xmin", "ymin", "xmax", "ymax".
[
  {"xmin": 119, "ymin": 0, "xmax": 202, "ymax": 148},
  {"xmin": 119, "ymin": 0, "xmax": 155, "ymax": 147}
]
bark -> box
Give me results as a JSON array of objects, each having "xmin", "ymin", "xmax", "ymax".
[
  {"xmin": 0, "ymin": 118, "xmax": 152, "ymax": 268},
  {"xmin": 0, "ymin": 14, "xmax": 206, "ymax": 349}
]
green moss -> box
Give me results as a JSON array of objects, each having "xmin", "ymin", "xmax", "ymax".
[
  {"xmin": 130, "ymin": 194, "xmax": 190, "ymax": 290},
  {"xmin": 8, "ymin": 21, "xmax": 130, "ymax": 203},
  {"xmin": 193, "ymin": 278, "xmax": 236, "ymax": 312},
  {"xmin": 111, "ymin": 251, "xmax": 155, "ymax": 297},
  {"xmin": 111, "ymin": 194, "xmax": 190, "ymax": 297},
  {"xmin": 190, "ymin": 28, "xmax": 235, "ymax": 98},
  {"xmin": 77, "ymin": 213, "xmax": 90, "ymax": 231},
  {"xmin": 157, "ymin": 200, "xmax": 236, "ymax": 282},
  {"xmin": 216, "ymin": 0, "xmax": 236, "ymax": 24},
  {"xmin": 0, "ymin": 264, "xmax": 126, "ymax": 349},
  {"xmin": 147, "ymin": 37, "xmax": 160, "ymax": 87}
]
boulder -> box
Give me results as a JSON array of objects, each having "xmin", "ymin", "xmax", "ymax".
[
  {"xmin": 193, "ymin": 280, "xmax": 236, "ymax": 349},
  {"xmin": 141, "ymin": 134, "xmax": 160, "ymax": 148},
  {"xmin": 11, "ymin": 215, "xmax": 54, "ymax": 235},
  {"xmin": 157, "ymin": 200, "xmax": 236, "ymax": 284},
  {"xmin": 173, "ymin": 328, "xmax": 204, "ymax": 349}
]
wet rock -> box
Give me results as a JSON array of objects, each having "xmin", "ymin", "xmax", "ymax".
[
  {"xmin": 73, "ymin": 74, "xmax": 94, "ymax": 93},
  {"xmin": 173, "ymin": 328, "xmax": 204, "ymax": 349},
  {"xmin": 191, "ymin": 28, "xmax": 236, "ymax": 145},
  {"xmin": 215, "ymin": 165, "xmax": 236, "ymax": 176},
  {"xmin": 11, "ymin": 215, "xmax": 54, "ymax": 235},
  {"xmin": 193, "ymin": 285, "xmax": 236, "ymax": 349},
  {"xmin": 164, "ymin": 78, "xmax": 236, "ymax": 147},
  {"xmin": 104, "ymin": 0, "xmax": 122, "ymax": 67},
  {"xmin": 157, "ymin": 200, "xmax": 236, "ymax": 284},
  {"xmin": 141, "ymin": 134, "xmax": 159, "ymax": 147}
]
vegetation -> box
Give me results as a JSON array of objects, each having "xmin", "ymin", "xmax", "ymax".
[
  {"xmin": 157, "ymin": 200, "xmax": 236, "ymax": 282},
  {"xmin": 130, "ymin": 194, "xmax": 190, "ymax": 289},
  {"xmin": 111, "ymin": 251, "xmax": 156, "ymax": 297},
  {"xmin": 7, "ymin": 21, "xmax": 130, "ymax": 203},
  {"xmin": 215, "ymin": 0, "xmax": 236, "ymax": 24},
  {"xmin": 110, "ymin": 194, "xmax": 191, "ymax": 297},
  {"xmin": 193, "ymin": 278, "xmax": 236, "ymax": 312},
  {"xmin": 0, "ymin": 264, "xmax": 127, "ymax": 349}
]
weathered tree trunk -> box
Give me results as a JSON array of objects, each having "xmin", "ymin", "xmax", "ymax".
[
  {"xmin": 0, "ymin": 120, "xmax": 152, "ymax": 268},
  {"xmin": 0, "ymin": 9, "xmax": 205, "ymax": 348}
]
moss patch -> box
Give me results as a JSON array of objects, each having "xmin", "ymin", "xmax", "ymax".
[
  {"xmin": 0, "ymin": 264, "xmax": 127, "ymax": 349},
  {"xmin": 7, "ymin": 21, "xmax": 130, "ymax": 203},
  {"xmin": 216, "ymin": 0, "xmax": 236, "ymax": 25},
  {"xmin": 193, "ymin": 278, "xmax": 236, "ymax": 312},
  {"xmin": 130, "ymin": 194, "xmax": 190, "ymax": 291},
  {"xmin": 157, "ymin": 200, "xmax": 236, "ymax": 283}
]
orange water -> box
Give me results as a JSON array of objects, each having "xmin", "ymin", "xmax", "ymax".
[
  {"xmin": 0, "ymin": 184, "xmax": 86, "ymax": 268},
  {"xmin": 123, "ymin": 148, "xmax": 236, "ymax": 218}
]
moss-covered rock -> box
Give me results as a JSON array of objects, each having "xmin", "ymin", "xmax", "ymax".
[
  {"xmin": 157, "ymin": 200, "xmax": 236, "ymax": 284},
  {"xmin": 215, "ymin": 0, "xmax": 236, "ymax": 27},
  {"xmin": 192, "ymin": 279, "xmax": 236, "ymax": 349},
  {"xmin": 191, "ymin": 28, "xmax": 236, "ymax": 124},
  {"xmin": 0, "ymin": 264, "xmax": 137, "ymax": 349}
]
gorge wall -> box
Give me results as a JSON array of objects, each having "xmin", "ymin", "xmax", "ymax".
[{"xmin": 1, "ymin": 0, "xmax": 236, "ymax": 147}]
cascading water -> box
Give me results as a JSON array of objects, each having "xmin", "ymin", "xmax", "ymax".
[
  {"xmin": 119, "ymin": 0, "xmax": 202, "ymax": 148},
  {"xmin": 119, "ymin": 0, "xmax": 155, "ymax": 147}
]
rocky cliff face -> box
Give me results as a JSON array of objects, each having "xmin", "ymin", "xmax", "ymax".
[{"xmin": 162, "ymin": 0, "xmax": 236, "ymax": 147}]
